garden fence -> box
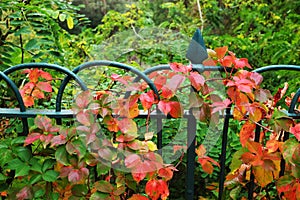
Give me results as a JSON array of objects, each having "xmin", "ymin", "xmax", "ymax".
[{"xmin": 0, "ymin": 61, "xmax": 299, "ymax": 199}]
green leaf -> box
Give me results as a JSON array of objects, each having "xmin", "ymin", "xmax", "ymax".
[
  {"xmin": 96, "ymin": 163, "xmax": 110, "ymax": 175},
  {"xmin": 229, "ymin": 185, "xmax": 241, "ymax": 200},
  {"xmin": 292, "ymin": 164, "xmax": 300, "ymax": 178},
  {"xmin": 90, "ymin": 191, "xmax": 109, "ymax": 200},
  {"xmin": 51, "ymin": 10, "xmax": 60, "ymax": 19},
  {"xmin": 15, "ymin": 165, "xmax": 30, "ymax": 177},
  {"xmin": 25, "ymin": 39, "xmax": 40, "ymax": 51},
  {"xmin": 11, "ymin": 136, "xmax": 26, "ymax": 145},
  {"xmin": 291, "ymin": 145, "xmax": 300, "ymax": 165},
  {"xmin": 29, "ymin": 158, "xmax": 42, "ymax": 173},
  {"xmin": 67, "ymin": 15, "xmax": 74, "ymax": 29},
  {"xmin": 282, "ymin": 138, "xmax": 299, "ymax": 164},
  {"xmin": 94, "ymin": 180, "xmax": 114, "ymax": 193},
  {"xmin": 42, "ymin": 170, "xmax": 59, "ymax": 182},
  {"xmin": 59, "ymin": 13, "xmax": 66, "ymax": 22},
  {"xmin": 42, "ymin": 159, "xmax": 55, "ymax": 172},
  {"xmin": 229, "ymin": 148, "xmax": 248, "ymax": 171},
  {"xmin": 14, "ymin": 26, "xmax": 31, "ymax": 36},
  {"xmin": 66, "ymin": 139, "xmax": 86, "ymax": 160},
  {"xmin": 55, "ymin": 146, "xmax": 70, "ymax": 165},
  {"xmin": 7, "ymin": 158, "xmax": 24, "ymax": 169},
  {"xmin": 0, "ymin": 149, "xmax": 13, "ymax": 167},
  {"xmin": 71, "ymin": 184, "xmax": 89, "ymax": 197},
  {"xmin": 16, "ymin": 147, "xmax": 32, "ymax": 162},
  {"xmin": 0, "ymin": 173, "xmax": 7, "ymax": 181},
  {"xmin": 277, "ymin": 174, "xmax": 294, "ymax": 189},
  {"xmin": 30, "ymin": 174, "xmax": 42, "ymax": 184},
  {"xmin": 34, "ymin": 189, "xmax": 46, "ymax": 198}
]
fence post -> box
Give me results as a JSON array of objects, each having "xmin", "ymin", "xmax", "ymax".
[{"xmin": 186, "ymin": 110, "xmax": 197, "ymax": 199}]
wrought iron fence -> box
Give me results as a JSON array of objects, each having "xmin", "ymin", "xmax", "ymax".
[{"xmin": 0, "ymin": 60, "xmax": 299, "ymax": 199}]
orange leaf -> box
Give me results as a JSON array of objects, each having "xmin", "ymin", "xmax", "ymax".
[
  {"xmin": 215, "ymin": 46, "xmax": 228, "ymax": 59},
  {"xmin": 23, "ymin": 95, "xmax": 34, "ymax": 107},
  {"xmin": 169, "ymin": 101, "xmax": 183, "ymax": 118},
  {"xmin": 239, "ymin": 122, "xmax": 256, "ymax": 146},
  {"xmin": 128, "ymin": 194, "xmax": 149, "ymax": 200},
  {"xmin": 36, "ymin": 81, "xmax": 52, "ymax": 92},
  {"xmin": 32, "ymin": 89, "xmax": 45, "ymax": 99}
]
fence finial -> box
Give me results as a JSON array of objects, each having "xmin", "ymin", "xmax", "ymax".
[{"xmin": 186, "ymin": 28, "xmax": 208, "ymax": 64}]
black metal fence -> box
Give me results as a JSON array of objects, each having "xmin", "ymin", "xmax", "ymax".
[{"xmin": 0, "ymin": 61, "xmax": 300, "ymax": 199}]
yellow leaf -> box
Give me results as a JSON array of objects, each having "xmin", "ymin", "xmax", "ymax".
[
  {"xmin": 147, "ymin": 141, "xmax": 158, "ymax": 151},
  {"xmin": 67, "ymin": 15, "xmax": 74, "ymax": 29},
  {"xmin": 253, "ymin": 165, "xmax": 273, "ymax": 187}
]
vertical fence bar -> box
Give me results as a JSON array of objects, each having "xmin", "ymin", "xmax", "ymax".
[
  {"xmin": 186, "ymin": 111, "xmax": 196, "ymax": 200},
  {"xmin": 157, "ymin": 108, "xmax": 163, "ymax": 155},
  {"xmin": 218, "ymin": 107, "xmax": 231, "ymax": 200},
  {"xmin": 247, "ymin": 123, "xmax": 261, "ymax": 199}
]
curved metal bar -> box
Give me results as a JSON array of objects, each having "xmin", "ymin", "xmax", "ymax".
[
  {"xmin": 0, "ymin": 72, "xmax": 26, "ymax": 112},
  {"xmin": 56, "ymin": 60, "xmax": 160, "ymax": 112},
  {"xmin": 253, "ymin": 65, "xmax": 300, "ymax": 73},
  {"xmin": 3, "ymin": 63, "xmax": 88, "ymax": 114},
  {"xmin": 0, "ymin": 72, "xmax": 29, "ymax": 134},
  {"xmin": 3, "ymin": 63, "xmax": 88, "ymax": 91},
  {"xmin": 143, "ymin": 64, "xmax": 225, "ymax": 75},
  {"xmin": 289, "ymin": 88, "xmax": 300, "ymax": 114}
]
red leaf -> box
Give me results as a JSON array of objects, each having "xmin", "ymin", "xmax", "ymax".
[
  {"xmin": 140, "ymin": 91, "xmax": 155, "ymax": 110},
  {"xmin": 39, "ymin": 70, "xmax": 52, "ymax": 81},
  {"xmin": 154, "ymin": 74, "xmax": 167, "ymax": 91},
  {"xmin": 36, "ymin": 81, "xmax": 52, "ymax": 92},
  {"xmin": 234, "ymin": 58, "xmax": 252, "ymax": 69},
  {"xmin": 161, "ymin": 86, "xmax": 173, "ymax": 99},
  {"xmin": 76, "ymin": 111, "xmax": 91, "ymax": 126},
  {"xmin": 211, "ymin": 98, "xmax": 231, "ymax": 114},
  {"xmin": 145, "ymin": 179, "xmax": 169, "ymax": 200},
  {"xmin": 158, "ymin": 167, "xmax": 174, "ymax": 181},
  {"xmin": 158, "ymin": 101, "xmax": 172, "ymax": 116},
  {"xmin": 290, "ymin": 124, "xmax": 300, "ymax": 141},
  {"xmin": 188, "ymin": 72, "xmax": 205, "ymax": 91},
  {"xmin": 75, "ymin": 90, "xmax": 91, "ymax": 109},
  {"xmin": 34, "ymin": 116, "xmax": 53, "ymax": 132},
  {"xmin": 169, "ymin": 101, "xmax": 183, "ymax": 118},
  {"xmin": 169, "ymin": 62, "xmax": 191, "ymax": 73},
  {"xmin": 68, "ymin": 169, "xmax": 81, "ymax": 183},
  {"xmin": 118, "ymin": 118, "xmax": 137, "ymax": 136},
  {"xmin": 250, "ymin": 72, "xmax": 263, "ymax": 85},
  {"xmin": 125, "ymin": 154, "xmax": 141, "ymax": 169},
  {"xmin": 132, "ymin": 172, "xmax": 147, "ymax": 183},
  {"xmin": 166, "ymin": 74, "xmax": 186, "ymax": 93},
  {"xmin": 50, "ymin": 135, "xmax": 66, "ymax": 147},
  {"xmin": 24, "ymin": 132, "xmax": 41, "ymax": 146},
  {"xmin": 16, "ymin": 186, "xmax": 32, "ymax": 200},
  {"xmin": 40, "ymin": 134, "xmax": 54, "ymax": 148},
  {"xmin": 273, "ymin": 82, "xmax": 288, "ymax": 106},
  {"xmin": 111, "ymin": 74, "xmax": 128, "ymax": 85}
]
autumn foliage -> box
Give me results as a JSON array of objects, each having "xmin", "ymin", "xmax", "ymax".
[{"xmin": 6, "ymin": 46, "xmax": 300, "ymax": 199}]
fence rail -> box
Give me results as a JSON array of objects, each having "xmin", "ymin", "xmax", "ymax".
[{"xmin": 0, "ymin": 61, "xmax": 300, "ymax": 199}]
